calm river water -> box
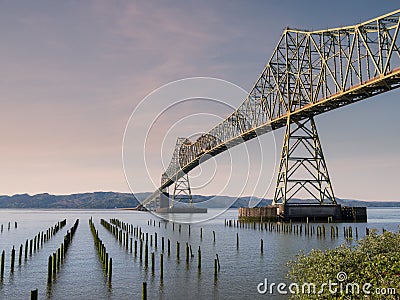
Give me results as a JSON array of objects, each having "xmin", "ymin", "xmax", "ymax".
[{"xmin": 0, "ymin": 208, "xmax": 398, "ymax": 299}]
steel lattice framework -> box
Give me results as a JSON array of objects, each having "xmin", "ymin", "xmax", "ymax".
[
  {"xmin": 142, "ymin": 10, "xmax": 400, "ymax": 208},
  {"xmin": 273, "ymin": 116, "xmax": 335, "ymax": 205}
]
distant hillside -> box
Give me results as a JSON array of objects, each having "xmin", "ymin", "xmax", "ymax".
[
  {"xmin": 0, "ymin": 192, "xmax": 397, "ymax": 209},
  {"xmin": 335, "ymin": 198, "xmax": 400, "ymax": 207},
  {"xmin": 0, "ymin": 192, "xmax": 140, "ymax": 209}
]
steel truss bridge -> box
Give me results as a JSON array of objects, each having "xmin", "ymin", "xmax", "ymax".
[{"xmin": 142, "ymin": 10, "xmax": 400, "ymax": 210}]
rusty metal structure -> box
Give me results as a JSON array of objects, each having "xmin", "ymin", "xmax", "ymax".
[{"xmin": 142, "ymin": 10, "xmax": 400, "ymax": 209}]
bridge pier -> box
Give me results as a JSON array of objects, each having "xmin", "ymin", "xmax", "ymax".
[{"xmin": 238, "ymin": 204, "xmax": 367, "ymax": 222}]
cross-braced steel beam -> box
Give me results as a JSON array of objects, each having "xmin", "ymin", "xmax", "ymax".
[
  {"xmin": 171, "ymin": 173, "xmax": 193, "ymax": 208},
  {"xmin": 273, "ymin": 116, "xmax": 335, "ymax": 205}
]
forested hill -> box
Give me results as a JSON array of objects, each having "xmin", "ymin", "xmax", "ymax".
[{"xmin": 0, "ymin": 192, "xmax": 140, "ymax": 209}]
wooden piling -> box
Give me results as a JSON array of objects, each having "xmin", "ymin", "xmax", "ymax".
[
  {"xmin": 108, "ymin": 258, "xmax": 112, "ymax": 282},
  {"xmin": 57, "ymin": 248, "xmax": 61, "ymax": 269},
  {"xmin": 19, "ymin": 244, "xmax": 22, "ymax": 265},
  {"xmin": 52, "ymin": 253, "xmax": 56, "ymax": 274},
  {"xmin": 140, "ymin": 239, "xmax": 143, "ymax": 260},
  {"xmin": 11, "ymin": 246, "xmax": 15, "ymax": 272},
  {"xmin": 198, "ymin": 246, "xmax": 201, "ymax": 270},
  {"xmin": 145, "ymin": 242, "xmax": 148, "ymax": 267},
  {"xmin": 102, "ymin": 251, "xmax": 107, "ymax": 273},
  {"xmin": 30, "ymin": 289, "xmax": 38, "ymax": 300},
  {"xmin": 213, "ymin": 231, "xmax": 215, "ymax": 243},
  {"xmin": 160, "ymin": 253, "xmax": 163, "ymax": 279},
  {"xmin": 151, "ymin": 252, "xmax": 155, "ymax": 274},
  {"xmin": 47, "ymin": 255, "xmax": 52, "ymax": 283},
  {"xmin": 134, "ymin": 240, "xmax": 138, "ymax": 257},
  {"xmin": 176, "ymin": 242, "xmax": 180, "ymax": 260},
  {"xmin": 61, "ymin": 243, "xmax": 64, "ymax": 263},
  {"xmin": 142, "ymin": 282, "xmax": 147, "ymax": 300},
  {"xmin": 260, "ymin": 239, "xmax": 263, "ymax": 254},
  {"xmin": 1, "ymin": 250, "xmax": 4, "ymax": 279},
  {"xmin": 186, "ymin": 243, "xmax": 189, "ymax": 264}
]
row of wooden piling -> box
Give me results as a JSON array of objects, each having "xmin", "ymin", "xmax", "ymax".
[
  {"xmin": 47, "ymin": 219, "xmax": 79, "ymax": 284},
  {"xmin": 344, "ymin": 226, "xmax": 359, "ymax": 239},
  {"xmin": 145, "ymin": 219, "xmax": 190, "ymax": 236},
  {"xmin": 0, "ymin": 219, "xmax": 67, "ymax": 280},
  {"xmin": 106, "ymin": 218, "xmax": 222, "ymax": 282},
  {"xmin": 141, "ymin": 219, "xmax": 218, "ymax": 273},
  {"xmin": 224, "ymin": 219, "xmax": 369, "ymax": 241},
  {"xmin": 0, "ymin": 221, "xmax": 17, "ymax": 232},
  {"xmin": 144, "ymin": 219, "xmax": 208, "ymax": 244},
  {"xmin": 101, "ymin": 219, "xmax": 148, "ymax": 266},
  {"xmin": 144, "ymin": 219, "xmax": 188, "ymax": 233},
  {"xmin": 89, "ymin": 218, "xmax": 112, "ymax": 282},
  {"xmin": 104, "ymin": 218, "xmax": 166, "ymax": 283},
  {"xmin": 143, "ymin": 218, "xmax": 263, "ymax": 256},
  {"xmin": 105, "ymin": 219, "xmax": 160, "ymax": 261},
  {"xmin": 109, "ymin": 218, "xmax": 146, "ymax": 240},
  {"xmin": 103, "ymin": 219, "xmax": 132, "ymax": 250}
]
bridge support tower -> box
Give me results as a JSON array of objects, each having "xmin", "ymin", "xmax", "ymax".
[
  {"xmin": 171, "ymin": 173, "xmax": 193, "ymax": 208},
  {"xmin": 273, "ymin": 116, "xmax": 336, "ymax": 205}
]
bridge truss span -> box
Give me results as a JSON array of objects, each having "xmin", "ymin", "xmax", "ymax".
[{"xmin": 142, "ymin": 10, "xmax": 400, "ymax": 209}]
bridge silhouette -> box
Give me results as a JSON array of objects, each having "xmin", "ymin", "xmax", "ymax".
[{"xmin": 142, "ymin": 9, "xmax": 400, "ymax": 211}]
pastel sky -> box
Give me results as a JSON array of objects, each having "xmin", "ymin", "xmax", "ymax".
[{"xmin": 1, "ymin": 1, "xmax": 399, "ymax": 201}]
